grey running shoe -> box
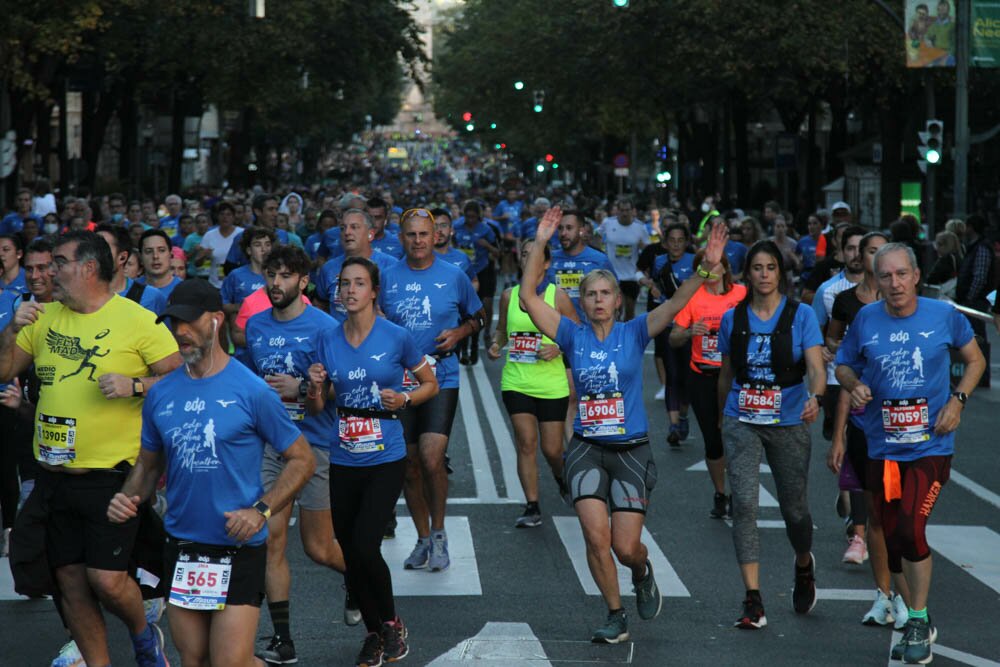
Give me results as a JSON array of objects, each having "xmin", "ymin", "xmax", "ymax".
[
  {"xmin": 902, "ymin": 617, "xmax": 937, "ymax": 664},
  {"xmin": 633, "ymin": 559, "xmax": 662, "ymax": 620},
  {"xmin": 515, "ymin": 503, "xmax": 542, "ymax": 528},
  {"xmin": 591, "ymin": 609, "xmax": 629, "ymax": 644},
  {"xmin": 890, "ymin": 615, "xmax": 937, "ymax": 661},
  {"xmin": 403, "ymin": 539, "xmax": 430, "ymax": 570},
  {"xmin": 344, "ymin": 585, "xmax": 362, "ymax": 626},
  {"xmin": 428, "ymin": 533, "xmax": 450, "ymax": 572}
]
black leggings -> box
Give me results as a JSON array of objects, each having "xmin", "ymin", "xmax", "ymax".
[
  {"xmin": 0, "ymin": 409, "xmax": 21, "ymax": 528},
  {"xmin": 663, "ymin": 337, "xmax": 690, "ymax": 413},
  {"xmin": 688, "ymin": 368, "xmax": 724, "ymax": 460},
  {"xmin": 330, "ymin": 458, "xmax": 407, "ymax": 632}
]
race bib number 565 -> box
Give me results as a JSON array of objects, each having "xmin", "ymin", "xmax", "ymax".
[{"xmin": 169, "ymin": 553, "xmax": 232, "ymax": 611}]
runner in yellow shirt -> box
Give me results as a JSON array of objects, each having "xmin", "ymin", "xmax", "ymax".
[{"xmin": 0, "ymin": 231, "xmax": 180, "ymax": 667}]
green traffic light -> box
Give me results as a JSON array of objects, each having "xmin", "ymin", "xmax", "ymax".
[
  {"xmin": 926, "ymin": 149, "xmax": 941, "ymax": 164},
  {"xmin": 494, "ymin": 143, "xmax": 502, "ymax": 150},
  {"xmin": 552, "ymin": 163, "xmax": 559, "ymax": 169},
  {"xmin": 514, "ymin": 81, "xmax": 525, "ymax": 90},
  {"xmin": 490, "ymin": 123, "xmax": 497, "ymax": 129},
  {"xmin": 656, "ymin": 171, "xmax": 672, "ymax": 183},
  {"xmin": 535, "ymin": 164, "xmax": 545, "ymax": 173},
  {"xmin": 466, "ymin": 123, "xmax": 475, "ymax": 131},
  {"xmin": 613, "ymin": 0, "xmax": 629, "ymax": 6},
  {"xmin": 533, "ymin": 104, "xmax": 543, "ymax": 113}
]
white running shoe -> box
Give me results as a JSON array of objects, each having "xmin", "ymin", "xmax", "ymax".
[
  {"xmin": 654, "ymin": 386, "xmax": 666, "ymax": 400},
  {"xmin": 891, "ymin": 592, "xmax": 910, "ymax": 630},
  {"xmin": 842, "ymin": 535, "xmax": 868, "ymax": 564},
  {"xmin": 51, "ymin": 640, "xmax": 86, "ymax": 667},
  {"xmin": 861, "ymin": 589, "xmax": 894, "ymax": 626}
]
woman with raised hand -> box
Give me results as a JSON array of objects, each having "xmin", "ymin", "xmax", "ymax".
[{"xmin": 519, "ymin": 205, "xmax": 727, "ymax": 644}]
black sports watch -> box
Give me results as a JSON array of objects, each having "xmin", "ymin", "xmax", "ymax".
[
  {"xmin": 252, "ymin": 500, "xmax": 271, "ymax": 520},
  {"xmin": 951, "ymin": 391, "xmax": 968, "ymax": 405},
  {"xmin": 298, "ymin": 379, "xmax": 309, "ymax": 399},
  {"xmin": 131, "ymin": 378, "xmax": 144, "ymax": 397}
]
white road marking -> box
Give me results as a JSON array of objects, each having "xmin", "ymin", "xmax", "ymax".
[
  {"xmin": 686, "ymin": 460, "xmax": 776, "ymax": 506},
  {"xmin": 457, "ymin": 377, "xmax": 501, "ymax": 502},
  {"xmin": 816, "ymin": 588, "xmax": 877, "ymax": 601},
  {"xmin": 949, "ymin": 469, "xmax": 1000, "ymax": 511},
  {"xmin": 553, "ymin": 516, "xmax": 690, "ymax": 597},
  {"xmin": 0, "ymin": 558, "xmax": 23, "ymax": 600},
  {"xmin": 427, "ymin": 622, "xmax": 553, "ymax": 665},
  {"xmin": 470, "ymin": 363, "xmax": 524, "ymax": 502},
  {"xmin": 687, "ymin": 459, "xmax": 772, "ymax": 474},
  {"xmin": 926, "ymin": 525, "xmax": 1000, "ymax": 594},
  {"xmin": 725, "ymin": 519, "xmax": 818, "ymax": 529},
  {"xmin": 382, "ymin": 516, "xmax": 482, "ymax": 596},
  {"xmin": 888, "ymin": 631, "xmax": 1000, "ymax": 667}
]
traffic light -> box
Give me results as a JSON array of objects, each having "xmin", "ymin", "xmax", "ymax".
[
  {"xmin": 613, "ymin": 0, "xmax": 629, "ymax": 6},
  {"xmin": 918, "ymin": 119, "xmax": 944, "ymax": 173},
  {"xmin": 466, "ymin": 123, "xmax": 475, "ymax": 132},
  {"xmin": 490, "ymin": 123, "xmax": 497, "ymax": 130},
  {"xmin": 545, "ymin": 154, "xmax": 554, "ymax": 162},
  {"xmin": 655, "ymin": 170, "xmax": 672, "ymax": 183},
  {"xmin": 533, "ymin": 90, "xmax": 545, "ymax": 113},
  {"xmin": 514, "ymin": 81, "xmax": 525, "ymax": 91},
  {"xmin": 462, "ymin": 111, "xmax": 472, "ymax": 122}
]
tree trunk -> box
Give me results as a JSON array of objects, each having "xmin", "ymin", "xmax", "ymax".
[
  {"xmin": 118, "ymin": 82, "xmax": 138, "ymax": 197},
  {"xmin": 732, "ymin": 91, "xmax": 751, "ymax": 206},
  {"xmin": 168, "ymin": 90, "xmax": 184, "ymax": 195},
  {"xmin": 879, "ymin": 102, "xmax": 904, "ymax": 228},
  {"xmin": 81, "ymin": 79, "xmax": 124, "ymax": 193}
]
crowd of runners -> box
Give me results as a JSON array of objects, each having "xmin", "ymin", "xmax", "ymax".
[{"xmin": 0, "ymin": 154, "xmax": 991, "ymax": 666}]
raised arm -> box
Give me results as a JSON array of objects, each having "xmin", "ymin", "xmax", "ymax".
[
  {"xmin": 647, "ymin": 220, "xmax": 728, "ymax": 338},
  {"xmin": 519, "ymin": 206, "xmax": 564, "ymax": 340}
]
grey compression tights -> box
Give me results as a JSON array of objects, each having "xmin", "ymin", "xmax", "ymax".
[{"xmin": 722, "ymin": 416, "xmax": 813, "ymax": 564}]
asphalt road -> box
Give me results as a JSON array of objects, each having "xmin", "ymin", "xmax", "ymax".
[{"xmin": 2, "ymin": 330, "xmax": 999, "ymax": 667}]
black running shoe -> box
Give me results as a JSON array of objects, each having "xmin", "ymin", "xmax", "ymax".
[
  {"xmin": 356, "ymin": 632, "xmax": 383, "ymax": 667},
  {"xmin": 710, "ymin": 492, "xmax": 728, "ymax": 519},
  {"xmin": 734, "ymin": 592, "xmax": 767, "ymax": 629},
  {"xmin": 383, "ymin": 510, "xmax": 397, "ymax": 540},
  {"xmin": 257, "ymin": 635, "xmax": 297, "ymax": 664},
  {"xmin": 793, "ymin": 553, "xmax": 817, "ymax": 614}
]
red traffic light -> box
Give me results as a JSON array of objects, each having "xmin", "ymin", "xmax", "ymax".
[
  {"xmin": 500, "ymin": 143, "xmax": 507, "ymax": 149},
  {"xmin": 545, "ymin": 153, "xmax": 554, "ymax": 163},
  {"xmin": 462, "ymin": 112, "xmax": 472, "ymax": 122}
]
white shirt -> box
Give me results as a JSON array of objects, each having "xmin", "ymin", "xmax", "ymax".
[
  {"xmin": 199, "ymin": 227, "xmax": 239, "ymax": 288},
  {"xmin": 597, "ymin": 217, "xmax": 650, "ymax": 280}
]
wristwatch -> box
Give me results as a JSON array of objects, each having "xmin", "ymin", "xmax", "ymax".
[
  {"xmin": 298, "ymin": 379, "xmax": 309, "ymax": 399},
  {"xmin": 951, "ymin": 391, "xmax": 968, "ymax": 405},
  {"xmin": 252, "ymin": 500, "xmax": 271, "ymax": 520},
  {"xmin": 131, "ymin": 378, "xmax": 144, "ymax": 397},
  {"xmin": 402, "ymin": 393, "xmax": 412, "ymax": 409}
]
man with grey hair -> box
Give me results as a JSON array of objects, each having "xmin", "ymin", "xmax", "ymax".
[
  {"xmin": 314, "ymin": 208, "xmax": 398, "ymax": 321},
  {"xmin": 316, "ymin": 193, "xmax": 366, "ymax": 260},
  {"xmin": 158, "ymin": 194, "xmax": 184, "ymax": 236},
  {"xmin": 835, "ymin": 242, "xmax": 984, "ymax": 665},
  {"xmin": 516, "ymin": 197, "xmax": 552, "ymax": 242}
]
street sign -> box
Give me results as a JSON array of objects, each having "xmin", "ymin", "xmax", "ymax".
[
  {"xmin": 612, "ymin": 152, "xmax": 629, "ymax": 168},
  {"xmin": 614, "ymin": 167, "xmax": 629, "ymax": 177}
]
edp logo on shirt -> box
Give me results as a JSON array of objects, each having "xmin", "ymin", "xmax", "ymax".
[
  {"xmin": 405, "ymin": 282, "xmax": 422, "ymax": 293},
  {"xmin": 890, "ymin": 331, "xmax": 910, "ymax": 344},
  {"xmin": 269, "ymin": 336, "xmax": 286, "ymax": 347},
  {"xmin": 184, "ymin": 398, "xmax": 206, "ymax": 414},
  {"xmin": 348, "ymin": 367, "xmax": 367, "ymax": 381},
  {"xmin": 590, "ymin": 350, "xmax": 608, "ymax": 362}
]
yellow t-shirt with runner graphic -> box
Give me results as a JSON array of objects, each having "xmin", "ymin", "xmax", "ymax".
[{"xmin": 16, "ymin": 295, "xmax": 178, "ymax": 469}]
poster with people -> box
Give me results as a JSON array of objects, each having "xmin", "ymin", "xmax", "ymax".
[
  {"xmin": 905, "ymin": 0, "xmax": 956, "ymax": 67},
  {"xmin": 972, "ymin": 1, "xmax": 1000, "ymax": 67}
]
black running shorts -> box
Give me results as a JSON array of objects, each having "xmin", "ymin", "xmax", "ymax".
[
  {"xmin": 401, "ymin": 388, "xmax": 459, "ymax": 442},
  {"xmin": 164, "ymin": 535, "xmax": 266, "ymax": 608},
  {"xmin": 563, "ymin": 438, "xmax": 657, "ymax": 513},
  {"xmin": 501, "ymin": 391, "xmax": 570, "ymax": 423}
]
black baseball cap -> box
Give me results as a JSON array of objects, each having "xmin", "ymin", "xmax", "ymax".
[{"xmin": 155, "ymin": 279, "xmax": 223, "ymax": 324}]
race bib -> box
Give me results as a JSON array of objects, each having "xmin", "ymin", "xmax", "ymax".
[
  {"xmin": 737, "ymin": 384, "xmax": 782, "ymax": 425},
  {"xmin": 331, "ymin": 284, "xmax": 345, "ymax": 315},
  {"xmin": 881, "ymin": 398, "xmax": 930, "ymax": 445},
  {"xmin": 36, "ymin": 413, "xmax": 77, "ymax": 465},
  {"xmin": 614, "ymin": 245, "xmax": 632, "ymax": 258},
  {"xmin": 169, "ymin": 552, "xmax": 232, "ymax": 611},
  {"xmin": 579, "ymin": 392, "xmax": 626, "ymax": 438},
  {"xmin": 555, "ymin": 270, "xmax": 583, "ymax": 298},
  {"xmin": 509, "ymin": 332, "xmax": 542, "ymax": 363},
  {"xmin": 700, "ymin": 334, "xmax": 720, "ymax": 364},
  {"xmin": 460, "ymin": 246, "xmax": 475, "ymax": 258},
  {"xmin": 283, "ymin": 400, "xmax": 305, "ymax": 422},
  {"xmin": 339, "ymin": 415, "xmax": 384, "ymax": 453},
  {"xmin": 402, "ymin": 357, "xmax": 436, "ymax": 391}
]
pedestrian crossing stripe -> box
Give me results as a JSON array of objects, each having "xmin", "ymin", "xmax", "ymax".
[
  {"xmin": 926, "ymin": 525, "xmax": 1000, "ymax": 594},
  {"xmin": 686, "ymin": 459, "xmax": 777, "ymax": 507},
  {"xmin": 381, "ymin": 516, "xmax": 482, "ymax": 597},
  {"xmin": 553, "ymin": 516, "xmax": 690, "ymax": 598},
  {"xmin": 888, "ymin": 630, "xmax": 1000, "ymax": 667}
]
